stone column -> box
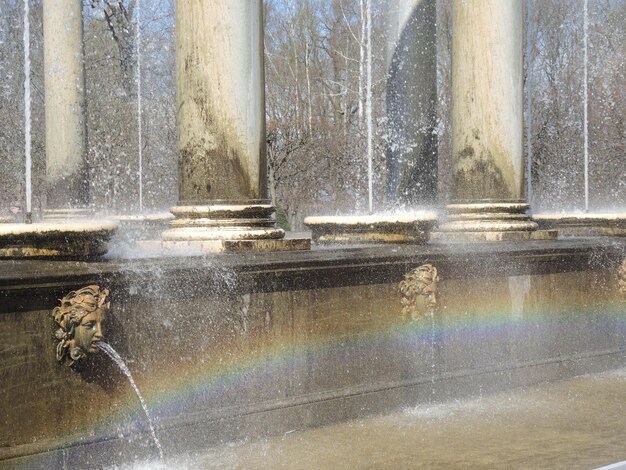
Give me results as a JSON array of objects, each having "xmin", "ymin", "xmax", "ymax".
[
  {"xmin": 43, "ymin": 0, "xmax": 89, "ymax": 216},
  {"xmin": 385, "ymin": 0, "xmax": 438, "ymax": 208},
  {"xmin": 163, "ymin": 0, "xmax": 284, "ymax": 247},
  {"xmin": 438, "ymin": 0, "xmax": 552, "ymax": 240}
]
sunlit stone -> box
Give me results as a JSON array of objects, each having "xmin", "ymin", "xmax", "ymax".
[
  {"xmin": 0, "ymin": 221, "xmax": 117, "ymax": 259},
  {"xmin": 534, "ymin": 213, "xmax": 626, "ymax": 237},
  {"xmin": 304, "ymin": 213, "xmax": 438, "ymax": 244}
]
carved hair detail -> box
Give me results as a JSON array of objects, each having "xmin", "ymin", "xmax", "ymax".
[
  {"xmin": 399, "ymin": 264, "xmax": 439, "ymax": 319},
  {"xmin": 51, "ymin": 285, "xmax": 109, "ymax": 366}
]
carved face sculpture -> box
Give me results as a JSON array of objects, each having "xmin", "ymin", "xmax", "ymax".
[
  {"xmin": 400, "ymin": 264, "xmax": 439, "ymax": 319},
  {"xmin": 52, "ymin": 285, "xmax": 110, "ymax": 366},
  {"xmin": 71, "ymin": 308, "xmax": 105, "ymax": 354},
  {"xmin": 417, "ymin": 274, "xmax": 438, "ymax": 311}
]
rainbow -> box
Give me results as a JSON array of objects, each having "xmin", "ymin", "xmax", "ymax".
[{"xmin": 22, "ymin": 301, "xmax": 626, "ymax": 459}]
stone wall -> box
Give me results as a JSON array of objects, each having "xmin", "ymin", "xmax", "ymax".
[{"xmin": 0, "ymin": 240, "xmax": 625, "ymax": 468}]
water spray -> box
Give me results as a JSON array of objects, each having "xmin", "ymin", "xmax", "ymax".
[
  {"xmin": 526, "ymin": 0, "xmax": 533, "ymax": 208},
  {"xmin": 583, "ymin": 0, "xmax": 589, "ymax": 213},
  {"xmin": 23, "ymin": 0, "xmax": 32, "ymax": 224},
  {"xmin": 136, "ymin": 0, "xmax": 144, "ymax": 213},
  {"xmin": 366, "ymin": 0, "xmax": 373, "ymax": 214}
]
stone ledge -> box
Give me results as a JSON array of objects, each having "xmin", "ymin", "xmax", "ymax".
[
  {"xmin": 431, "ymin": 229, "xmax": 558, "ymax": 242},
  {"xmin": 304, "ymin": 213, "xmax": 437, "ymax": 244},
  {"xmin": 0, "ymin": 221, "xmax": 118, "ymax": 259},
  {"xmin": 549, "ymin": 227, "xmax": 626, "ymax": 238},
  {"xmin": 1, "ymin": 238, "xmax": 624, "ymax": 305},
  {"xmin": 313, "ymin": 232, "xmax": 428, "ymax": 244},
  {"xmin": 534, "ymin": 213, "xmax": 626, "ymax": 237},
  {"xmin": 161, "ymin": 237, "xmax": 310, "ymax": 254},
  {"xmin": 223, "ymin": 238, "xmax": 310, "ymax": 253}
]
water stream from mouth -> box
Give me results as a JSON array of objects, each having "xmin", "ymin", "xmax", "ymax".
[{"xmin": 98, "ymin": 342, "xmax": 164, "ymax": 460}]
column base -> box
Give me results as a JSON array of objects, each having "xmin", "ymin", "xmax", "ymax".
[
  {"xmin": 436, "ymin": 202, "xmax": 556, "ymax": 242},
  {"xmin": 160, "ymin": 203, "xmax": 311, "ymax": 253},
  {"xmin": 162, "ymin": 203, "xmax": 285, "ymax": 241}
]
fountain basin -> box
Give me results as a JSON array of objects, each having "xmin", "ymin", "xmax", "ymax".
[
  {"xmin": 123, "ymin": 369, "xmax": 626, "ymax": 469},
  {"xmin": 0, "ymin": 221, "xmax": 117, "ymax": 259},
  {"xmin": 304, "ymin": 213, "xmax": 438, "ymax": 244}
]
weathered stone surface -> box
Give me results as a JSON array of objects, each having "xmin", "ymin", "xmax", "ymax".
[
  {"xmin": 534, "ymin": 213, "xmax": 626, "ymax": 237},
  {"xmin": 451, "ymin": 0, "xmax": 523, "ymax": 202},
  {"xmin": 0, "ymin": 238, "xmax": 625, "ymax": 466},
  {"xmin": 442, "ymin": 1, "xmax": 541, "ymax": 242},
  {"xmin": 43, "ymin": 0, "xmax": 89, "ymax": 208},
  {"xmin": 438, "ymin": 202, "xmax": 544, "ymax": 237},
  {"xmin": 431, "ymin": 229, "xmax": 557, "ymax": 242},
  {"xmin": 168, "ymin": 2, "xmax": 293, "ymax": 251},
  {"xmin": 162, "ymin": 204, "xmax": 285, "ymax": 242},
  {"xmin": 222, "ymin": 238, "xmax": 310, "ymax": 253},
  {"xmin": 176, "ymin": 0, "xmax": 265, "ymax": 203},
  {"xmin": 161, "ymin": 238, "xmax": 310, "ymax": 254},
  {"xmin": 304, "ymin": 213, "xmax": 437, "ymax": 244},
  {"xmin": 0, "ymin": 221, "xmax": 117, "ymax": 259}
]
